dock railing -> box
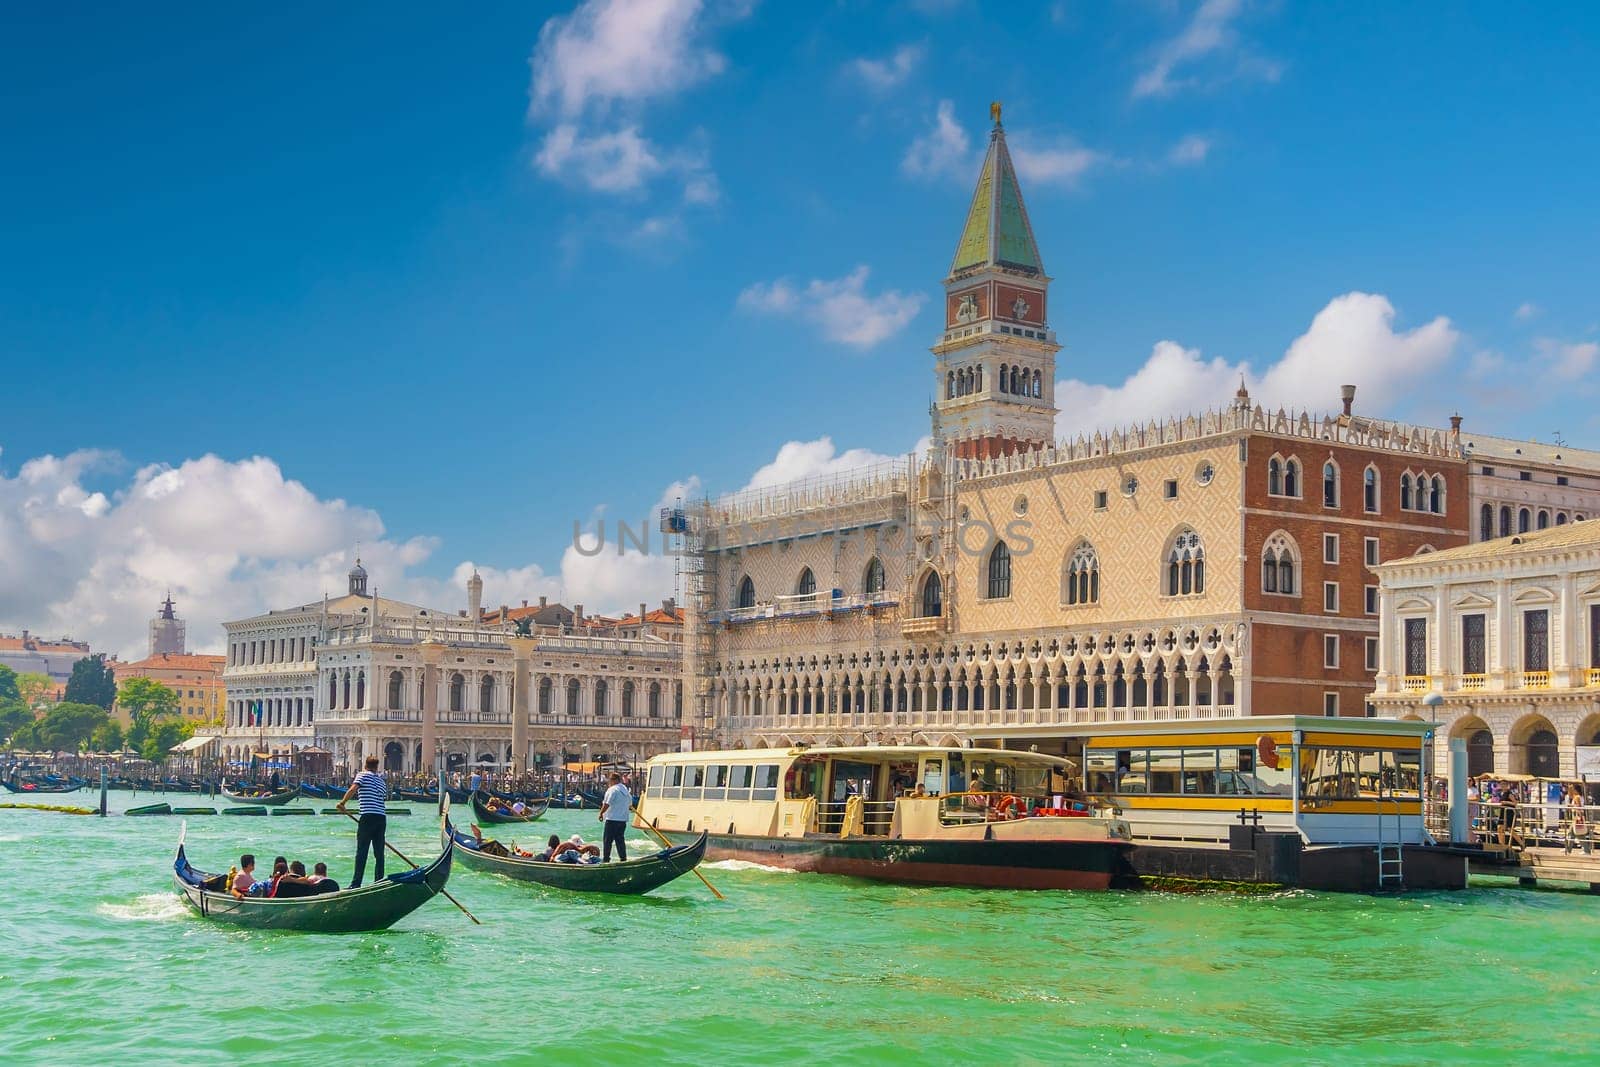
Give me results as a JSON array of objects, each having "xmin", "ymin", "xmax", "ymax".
[{"xmin": 1468, "ymin": 800, "xmax": 1598, "ymax": 854}]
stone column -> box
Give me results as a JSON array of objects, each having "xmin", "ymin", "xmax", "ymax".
[
  {"xmin": 509, "ymin": 636, "xmax": 535, "ymax": 775},
  {"xmin": 419, "ymin": 640, "xmax": 443, "ymax": 778}
]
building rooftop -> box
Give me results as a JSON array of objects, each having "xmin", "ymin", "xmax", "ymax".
[
  {"xmin": 1376, "ymin": 517, "xmax": 1600, "ymax": 569},
  {"xmin": 949, "ymin": 104, "xmax": 1043, "ymax": 279},
  {"xmin": 1459, "ymin": 430, "xmax": 1600, "ymax": 470},
  {"xmin": 115, "ymin": 653, "xmax": 226, "ymax": 673}
]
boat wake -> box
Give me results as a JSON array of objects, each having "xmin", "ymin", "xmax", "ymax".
[
  {"xmin": 702, "ymin": 859, "xmax": 797, "ymax": 875},
  {"xmin": 98, "ymin": 893, "xmax": 188, "ymax": 922}
]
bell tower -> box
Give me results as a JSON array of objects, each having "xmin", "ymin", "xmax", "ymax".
[{"xmin": 931, "ymin": 102, "xmax": 1060, "ymax": 460}]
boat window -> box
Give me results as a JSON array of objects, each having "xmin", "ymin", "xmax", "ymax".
[
  {"xmin": 753, "ymin": 764, "xmax": 780, "ymax": 801},
  {"xmin": 681, "ymin": 764, "xmax": 705, "ymax": 801},
  {"xmin": 1146, "ymin": 748, "xmax": 1184, "ymax": 795},
  {"xmin": 921, "ymin": 758, "xmax": 944, "ymax": 796},
  {"xmin": 661, "ymin": 764, "xmax": 683, "ymax": 799},
  {"xmin": 727, "ymin": 765, "xmax": 752, "ymax": 801},
  {"xmin": 1088, "ymin": 745, "xmax": 1295, "ymax": 797},
  {"xmin": 703, "ymin": 765, "xmax": 729, "ymax": 801},
  {"xmin": 1085, "ymin": 751, "xmax": 1119, "ymax": 794},
  {"xmin": 1299, "ymin": 747, "xmax": 1421, "ymax": 806},
  {"xmin": 1182, "ymin": 748, "xmax": 1218, "ymax": 794},
  {"xmin": 785, "ymin": 761, "xmax": 823, "ymax": 800},
  {"xmin": 647, "ymin": 765, "xmax": 665, "ymax": 792}
]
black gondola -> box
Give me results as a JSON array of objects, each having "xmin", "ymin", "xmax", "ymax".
[
  {"xmin": 3, "ymin": 777, "xmax": 84, "ymax": 794},
  {"xmin": 469, "ymin": 791, "xmax": 549, "ymax": 824},
  {"xmin": 444, "ymin": 814, "xmax": 707, "ymax": 895},
  {"xmin": 172, "ymin": 826, "xmax": 454, "ymax": 932},
  {"xmin": 220, "ymin": 786, "xmax": 297, "ymax": 806}
]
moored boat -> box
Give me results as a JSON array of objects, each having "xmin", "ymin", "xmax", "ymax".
[
  {"xmin": 469, "ymin": 791, "xmax": 549, "ymax": 824},
  {"xmin": 221, "ymin": 786, "xmax": 297, "ymax": 806},
  {"xmin": 638, "ymin": 746, "xmax": 1133, "ymax": 890},
  {"xmin": 444, "ymin": 815, "xmax": 708, "ymax": 895},
  {"xmin": 172, "ymin": 827, "xmax": 454, "ymax": 932},
  {"xmin": 3, "ymin": 777, "xmax": 84, "ymax": 794}
]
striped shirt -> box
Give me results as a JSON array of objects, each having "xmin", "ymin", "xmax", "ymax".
[{"xmin": 353, "ymin": 771, "xmax": 387, "ymax": 815}]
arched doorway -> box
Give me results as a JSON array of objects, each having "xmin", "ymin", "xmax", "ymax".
[
  {"xmin": 1451, "ymin": 716, "xmax": 1495, "ymax": 778},
  {"xmin": 383, "ymin": 741, "xmax": 404, "ymax": 772},
  {"xmin": 1510, "ymin": 715, "xmax": 1560, "ymax": 777}
]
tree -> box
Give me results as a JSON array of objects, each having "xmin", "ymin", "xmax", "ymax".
[
  {"xmin": 0, "ymin": 701, "xmax": 33, "ymax": 746},
  {"xmin": 29, "ymin": 702, "xmax": 109, "ymax": 753},
  {"xmin": 90, "ymin": 720, "xmax": 125, "ymax": 753},
  {"xmin": 0, "ymin": 664, "xmax": 18, "ymax": 703},
  {"xmin": 64, "ymin": 655, "xmax": 116, "ymax": 710},
  {"xmin": 118, "ymin": 677, "xmax": 178, "ymax": 726},
  {"xmin": 15, "ymin": 672, "xmax": 54, "ymax": 710},
  {"xmin": 141, "ymin": 718, "xmax": 194, "ymax": 763}
]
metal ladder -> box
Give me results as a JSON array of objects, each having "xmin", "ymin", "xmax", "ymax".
[{"xmin": 1376, "ymin": 794, "xmax": 1405, "ymax": 890}]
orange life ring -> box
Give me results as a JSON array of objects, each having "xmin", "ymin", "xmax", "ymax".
[{"xmin": 993, "ymin": 794, "xmax": 1021, "ymax": 817}]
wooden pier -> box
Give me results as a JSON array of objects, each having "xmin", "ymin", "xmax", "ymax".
[{"xmin": 1469, "ymin": 846, "xmax": 1600, "ymax": 891}]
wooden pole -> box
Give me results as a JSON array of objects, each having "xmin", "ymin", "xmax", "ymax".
[{"xmin": 631, "ymin": 806, "xmax": 724, "ymax": 901}]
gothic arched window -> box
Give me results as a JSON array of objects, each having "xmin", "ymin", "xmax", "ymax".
[
  {"xmin": 1400, "ymin": 473, "xmax": 1414, "ymax": 511},
  {"xmin": 736, "ymin": 576, "xmax": 755, "ymax": 609},
  {"xmin": 1283, "ymin": 459, "xmax": 1300, "ymax": 498},
  {"xmin": 1429, "ymin": 474, "xmax": 1444, "ymax": 514},
  {"xmin": 1323, "ymin": 461, "xmax": 1339, "ymax": 508},
  {"xmin": 449, "ymin": 672, "xmax": 464, "ymax": 713},
  {"xmin": 1166, "ymin": 528, "xmax": 1205, "ymax": 597},
  {"xmin": 920, "ymin": 570, "xmax": 943, "ymax": 618},
  {"xmin": 1268, "ymin": 457, "xmax": 1283, "ymax": 496},
  {"xmin": 1364, "ymin": 465, "xmax": 1379, "ymax": 513},
  {"xmin": 1065, "ymin": 541, "xmax": 1099, "ymax": 605},
  {"xmin": 796, "ymin": 567, "xmax": 816, "ymax": 596},
  {"xmin": 864, "ymin": 557, "xmax": 885, "ymax": 595},
  {"xmin": 986, "ymin": 541, "xmax": 1012, "ymax": 599},
  {"xmin": 1262, "ymin": 533, "xmax": 1299, "ymax": 595}
]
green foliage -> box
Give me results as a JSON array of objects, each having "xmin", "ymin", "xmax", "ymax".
[
  {"xmin": 15, "ymin": 672, "xmax": 54, "ymax": 709},
  {"xmin": 90, "ymin": 720, "xmax": 125, "ymax": 753},
  {"xmin": 118, "ymin": 677, "xmax": 177, "ymax": 726},
  {"xmin": 141, "ymin": 718, "xmax": 194, "ymax": 763},
  {"xmin": 0, "ymin": 700, "xmax": 34, "ymax": 746},
  {"xmin": 63, "ymin": 655, "xmax": 117, "ymax": 710},
  {"xmin": 27, "ymin": 702, "xmax": 109, "ymax": 753},
  {"xmin": 0, "ymin": 664, "xmax": 19, "ymax": 703}
]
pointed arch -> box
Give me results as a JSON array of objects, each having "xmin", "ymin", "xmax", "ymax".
[
  {"xmin": 985, "ymin": 541, "xmax": 1012, "ymax": 599},
  {"xmin": 918, "ymin": 569, "xmax": 943, "ymax": 618},
  {"xmin": 1363, "ymin": 464, "xmax": 1380, "ymax": 513},
  {"xmin": 1268, "ymin": 455, "xmax": 1283, "ymax": 496},
  {"xmin": 1165, "ymin": 527, "xmax": 1205, "ymax": 597},
  {"xmin": 1400, "ymin": 471, "xmax": 1414, "ymax": 511},
  {"xmin": 863, "ymin": 557, "xmax": 886, "ymax": 595},
  {"xmin": 795, "ymin": 567, "xmax": 816, "ymax": 596},
  {"xmin": 1261, "ymin": 531, "xmax": 1300, "ymax": 596},
  {"xmin": 1063, "ymin": 539, "xmax": 1099, "ymax": 606},
  {"xmin": 736, "ymin": 575, "xmax": 756, "ymax": 609},
  {"xmin": 1429, "ymin": 474, "xmax": 1445, "ymax": 514},
  {"xmin": 1322, "ymin": 458, "xmax": 1340, "ymax": 508},
  {"xmin": 1283, "ymin": 457, "xmax": 1300, "ymax": 498}
]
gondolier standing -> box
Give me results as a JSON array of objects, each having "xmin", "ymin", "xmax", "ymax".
[
  {"xmin": 336, "ymin": 756, "xmax": 388, "ymax": 887},
  {"xmin": 597, "ymin": 772, "xmax": 631, "ymax": 862}
]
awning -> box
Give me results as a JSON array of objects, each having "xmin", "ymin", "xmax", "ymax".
[{"xmin": 170, "ymin": 735, "xmax": 218, "ymax": 753}]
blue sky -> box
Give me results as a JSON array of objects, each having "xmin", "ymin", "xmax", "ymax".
[{"xmin": 3, "ymin": 1, "xmax": 1598, "ymax": 656}]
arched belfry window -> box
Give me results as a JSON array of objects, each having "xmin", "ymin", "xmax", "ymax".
[
  {"xmin": 946, "ymin": 371, "xmax": 955, "ymax": 399},
  {"xmin": 998, "ymin": 363, "xmax": 1009, "ymax": 393},
  {"xmin": 1010, "ymin": 366, "xmax": 1021, "ymax": 394},
  {"xmin": 986, "ymin": 541, "xmax": 1012, "ymax": 599},
  {"xmin": 1166, "ymin": 528, "xmax": 1205, "ymax": 597},
  {"xmin": 864, "ymin": 557, "xmax": 885, "ymax": 595},
  {"xmin": 920, "ymin": 570, "xmax": 943, "ymax": 618},
  {"xmin": 1032, "ymin": 369, "xmax": 1042, "ymax": 397},
  {"xmin": 736, "ymin": 576, "xmax": 756, "ymax": 609},
  {"xmin": 796, "ymin": 567, "xmax": 816, "ymax": 596},
  {"xmin": 1065, "ymin": 542, "xmax": 1099, "ymax": 605},
  {"xmin": 1262, "ymin": 532, "xmax": 1299, "ymax": 595}
]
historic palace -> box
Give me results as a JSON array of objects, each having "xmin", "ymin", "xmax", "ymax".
[{"xmin": 676, "ymin": 106, "xmax": 1600, "ymax": 756}]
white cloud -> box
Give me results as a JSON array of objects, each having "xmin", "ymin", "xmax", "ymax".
[
  {"xmin": 526, "ymin": 0, "xmax": 743, "ymax": 210},
  {"xmin": 1055, "ymin": 292, "xmax": 1460, "ymax": 437},
  {"xmin": 740, "ymin": 438, "xmax": 905, "ymax": 491},
  {"xmin": 902, "ymin": 100, "xmax": 971, "ymax": 180},
  {"xmin": 1167, "ymin": 133, "xmax": 1212, "ymax": 166},
  {"xmin": 1536, "ymin": 338, "xmax": 1600, "ymax": 382},
  {"xmin": 848, "ymin": 43, "xmax": 924, "ymax": 91},
  {"xmin": 1132, "ymin": 0, "xmax": 1281, "ymax": 99},
  {"xmin": 530, "ymin": 0, "xmax": 727, "ymax": 118},
  {"xmin": 1515, "ymin": 301, "xmax": 1541, "ymax": 321},
  {"xmin": 1010, "ymin": 137, "xmax": 1108, "ymax": 186},
  {"xmin": 737, "ymin": 266, "xmax": 925, "ymax": 349}
]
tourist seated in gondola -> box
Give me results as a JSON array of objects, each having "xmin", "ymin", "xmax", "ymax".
[
  {"xmin": 553, "ymin": 834, "xmax": 601, "ymax": 864},
  {"xmin": 230, "ymin": 855, "xmax": 257, "ymax": 896},
  {"xmin": 272, "ymin": 861, "xmax": 323, "ymax": 898}
]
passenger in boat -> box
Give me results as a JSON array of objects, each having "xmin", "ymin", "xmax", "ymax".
[
  {"xmin": 231, "ymin": 855, "xmax": 257, "ymax": 896},
  {"xmin": 267, "ymin": 856, "xmax": 290, "ymax": 895},
  {"xmin": 272, "ymin": 861, "xmax": 317, "ymax": 898},
  {"xmin": 531, "ymin": 833, "xmax": 562, "ymax": 861},
  {"xmin": 308, "ymin": 862, "xmax": 340, "ymax": 893},
  {"xmin": 510, "ymin": 800, "xmax": 527, "ymax": 816},
  {"xmin": 554, "ymin": 834, "xmax": 601, "ymax": 864}
]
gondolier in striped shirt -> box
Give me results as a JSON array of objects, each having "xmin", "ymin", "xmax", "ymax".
[{"xmin": 336, "ymin": 756, "xmax": 388, "ymax": 887}]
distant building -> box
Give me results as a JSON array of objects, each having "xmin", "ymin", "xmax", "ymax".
[
  {"xmin": 1371, "ymin": 519, "xmax": 1600, "ymax": 779},
  {"xmin": 0, "ymin": 631, "xmax": 93, "ymax": 693},
  {"xmin": 149, "ymin": 592, "xmax": 187, "ymax": 656},
  {"xmin": 112, "ymin": 652, "xmax": 225, "ymax": 727}
]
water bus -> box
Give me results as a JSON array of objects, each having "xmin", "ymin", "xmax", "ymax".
[{"xmin": 636, "ymin": 744, "xmax": 1132, "ymax": 890}]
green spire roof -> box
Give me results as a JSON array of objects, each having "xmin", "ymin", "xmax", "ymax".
[{"xmin": 949, "ymin": 112, "xmax": 1043, "ymax": 278}]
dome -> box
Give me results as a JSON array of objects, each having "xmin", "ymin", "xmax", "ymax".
[{"xmin": 348, "ymin": 556, "xmax": 369, "ymax": 596}]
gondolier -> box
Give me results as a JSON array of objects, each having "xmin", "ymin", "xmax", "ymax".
[
  {"xmin": 336, "ymin": 756, "xmax": 388, "ymax": 887},
  {"xmin": 597, "ymin": 772, "xmax": 631, "ymax": 862}
]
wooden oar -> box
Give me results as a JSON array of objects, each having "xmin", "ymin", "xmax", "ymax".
[
  {"xmin": 339, "ymin": 809, "xmax": 481, "ymax": 925},
  {"xmin": 631, "ymin": 807, "xmax": 724, "ymax": 901}
]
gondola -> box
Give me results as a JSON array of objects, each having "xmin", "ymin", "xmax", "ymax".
[
  {"xmin": 2, "ymin": 777, "xmax": 83, "ymax": 794},
  {"xmin": 395, "ymin": 788, "xmax": 438, "ymax": 803},
  {"xmin": 172, "ymin": 825, "xmax": 454, "ymax": 932},
  {"xmin": 220, "ymin": 786, "xmax": 297, "ymax": 806},
  {"xmin": 444, "ymin": 813, "xmax": 707, "ymax": 895},
  {"xmin": 470, "ymin": 791, "xmax": 549, "ymax": 824}
]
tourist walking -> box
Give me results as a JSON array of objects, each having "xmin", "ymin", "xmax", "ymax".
[
  {"xmin": 597, "ymin": 772, "xmax": 632, "ymax": 862},
  {"xmin": 336, "ymin": 756, "xmax": 388, "ymax": 887}
]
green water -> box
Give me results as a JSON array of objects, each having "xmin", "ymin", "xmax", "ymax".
[{"xmin": 3, "ymin": 795, "xmax": 1598, "ymax": 1065}]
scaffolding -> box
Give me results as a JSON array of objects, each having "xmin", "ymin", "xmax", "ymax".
[{"xmin": 661, "ymin": 500, "xmax": 717, "ymax": 747}]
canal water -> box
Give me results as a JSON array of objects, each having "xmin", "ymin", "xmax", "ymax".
[{"xmin": 3, "ymin": 795, "xmax": 1597, "ymax": 1064}]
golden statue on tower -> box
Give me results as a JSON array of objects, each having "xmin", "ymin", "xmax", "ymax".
[{"xmin": 990, "ymin": 100, "xmax": 1002, "ymax": 125}]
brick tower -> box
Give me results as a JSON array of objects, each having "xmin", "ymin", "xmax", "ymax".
[{"xmin": 930, "ymin": 102, "xmax": 1060, "ymax": 460}]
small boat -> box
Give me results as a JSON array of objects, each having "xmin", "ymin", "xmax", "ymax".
[
  {"xmin": 444, "ymin": 814, "xmax": 707, "ymax": 895},
  {"xmin": 395, "ymin": 788, "xmax": 438, "ymax": 803},
  {"xmin": 172, "ymin": 827, "xmax": 454, "ymax": 932},
  {"xmin": 299, "ymin": 783, "xmax": 333, "ymax": 800},
  {"xmin": 470, "ymin": 791, "xmax": 549, "ymax": 824},
  {"xmin": 221, "ymin": 786, "xmax": 297, "ymax": 806},
  {"xmin": 126, "ymin": 802, "xmax": 173, "ymax": 816},
  {"xmin": 2, "ymin": 777, "xmax": 83, "ymax": 794}
]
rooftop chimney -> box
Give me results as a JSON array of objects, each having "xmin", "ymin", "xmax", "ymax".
[
  {"xmin": 662, "ymin": 598, "xmax": 676, "ymax": 613},
  {"xmin": 1340, "ymin": 384, "xmax": 1356, "ymax": 417},
  {"xmin": 539, "ymin": 596, "xmax": 547, "ymax": 609},
  {"xmin": 575, "ymin": 604, "xmax": 584, "ymax": 623},
  {"xmin": 640, "ymin": 602, "xmax": 648, "ymax": 624}
]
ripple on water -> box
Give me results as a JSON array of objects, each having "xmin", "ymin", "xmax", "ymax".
[
  {"xmin": 97, "ymin": 892, "xmax": 190, "ymax": 922},
  {"xmin": 702, "ymin": 858, "xmax": 799, "ymax": 874}
]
